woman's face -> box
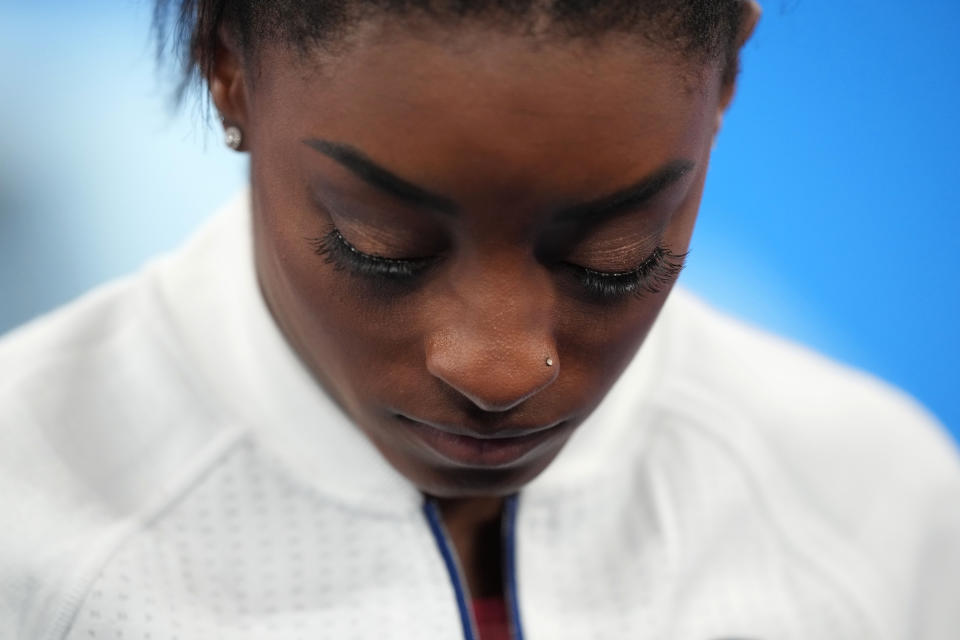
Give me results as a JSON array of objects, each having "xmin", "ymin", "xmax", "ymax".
[{"xmin": 227, "ymin": 23, "xmax": 730, "ymax": 498}]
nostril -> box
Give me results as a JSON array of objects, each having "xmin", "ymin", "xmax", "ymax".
[
  {"xmin": 425, "ymin": 339, "xmax": 559, "ymax": 413},
  {"xmin": 462, "ymin": 381, "xmax": 544, "ymax": 413},
  {"xmin": 460, "ymin": 384, "xmax": 547, "ymax": 413}
]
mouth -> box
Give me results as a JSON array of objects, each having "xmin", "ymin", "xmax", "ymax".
[{"xmin": 395, "ymin": 414, "xmax": 569, "ymax": 468}]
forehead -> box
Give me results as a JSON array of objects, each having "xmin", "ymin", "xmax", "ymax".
[{"xmin": 251, "ymin": 21, "xmax": 721, "ymax": 204}]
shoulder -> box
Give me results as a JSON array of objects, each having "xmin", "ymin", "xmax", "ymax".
[
  {"xmin": 0, "ymin": 245, "xmax": 233, "ymax": 497},
  {"xmin": 659, "ymin": 288, "xmax": 959, "ymax": 496},
  {"xmin": 655, "ymin": 288, "xmax": 960, "ymax": 635},
  {"xmin": 0, "ymin": 224, "xmax": 237, "ymax": 636}
]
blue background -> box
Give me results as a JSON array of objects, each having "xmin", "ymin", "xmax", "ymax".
[{"xmin": 1, "ymin": 1, "xmax": 957, "ymax": 439}]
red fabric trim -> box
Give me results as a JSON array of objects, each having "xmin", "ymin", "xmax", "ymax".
[{"xmin": 472, "ymin": 596, "xmax": 511, "ymax": 640}]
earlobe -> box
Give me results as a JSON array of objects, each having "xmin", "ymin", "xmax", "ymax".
[{"xmin": 208, "ymin": 27, "xmax": 249, "ymax": 142}]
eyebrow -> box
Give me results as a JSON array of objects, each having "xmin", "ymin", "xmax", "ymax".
[
  {"xmin": 304, "ymin": 138, "xmax": 458, "ymax": 215},
  {"xmin": 552, "ymin": 160, "xmax": 694, "ymax": 223},
  {"xmin": 304, "ymin": 137, "xmax": 694, "ymax": 222}
]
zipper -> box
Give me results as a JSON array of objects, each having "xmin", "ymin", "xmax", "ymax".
[
  {"xmin": 423, "ymin": 497, "xmax": 480, "ymax": 640},
  {"xmin": 422, "ymin": 494, "xmax": 527, "ymax": 640}
]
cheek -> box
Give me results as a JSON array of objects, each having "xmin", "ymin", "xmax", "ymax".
[
  {"xmin": 251, "ymin": 167, "xmax": 430, "ymax": 410},
  {"xmin": 553, "ymin": 288, "xmax": 667, "ymax": 412}
]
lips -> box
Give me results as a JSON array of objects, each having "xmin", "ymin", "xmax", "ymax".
[
  {"xmin": 395, "ymin": 413, "xmax": 569, "ymax": 468},
  {"xmin": 398, "ymin": 413, "xmax": 564, "ymax": 440}
]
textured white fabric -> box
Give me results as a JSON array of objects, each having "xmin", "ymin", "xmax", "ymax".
[{"xmin": 2, "ymin": 189, "xmax": 959, "ymax": 640}]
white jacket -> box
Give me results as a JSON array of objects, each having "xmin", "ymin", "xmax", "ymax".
[{"xmin": 2, "ymin": 190, "xmax": 959, "ymax": 640}]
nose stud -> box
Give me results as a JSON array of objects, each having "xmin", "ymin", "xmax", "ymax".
[{"xmin": 545, "ymin": 356, "xmax": 554, "ymax": 367}]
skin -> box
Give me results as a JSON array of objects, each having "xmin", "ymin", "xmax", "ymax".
[{"xmin": 210, "ymin": 4, "xmax": 760, "ymax": 598}]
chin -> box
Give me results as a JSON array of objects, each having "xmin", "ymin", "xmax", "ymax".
[{"xmin": 413, "ymin": 451, "xmax": 563, "ymax": 499}]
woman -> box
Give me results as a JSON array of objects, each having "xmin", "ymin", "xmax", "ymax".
[{"xmin": 2, "ymin": 0, "xmax": 958, "ymax": 638}]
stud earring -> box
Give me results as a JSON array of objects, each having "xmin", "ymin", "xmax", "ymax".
[
  {"xmin": 224, "ymin": 125, "xmax": 243, "ymax": 150},
  {"xmin": 545, "ymin": 356, "xmax": 554, "ymax": 367}
]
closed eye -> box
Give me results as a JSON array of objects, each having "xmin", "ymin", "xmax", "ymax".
[
  {"xmin": 308, "ymin": 227, "xmax": 438, "ymax": 279},
  {"xmin": 309, "ymin": 226, "xmax": 686, "ymax": 301},
  {"xmin": 562, "ymin": 246, "xmax": 687, "ymax": 300}
]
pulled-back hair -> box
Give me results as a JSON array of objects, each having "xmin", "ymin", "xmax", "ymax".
[{"xmin": 154, "ymin": 0, "xmax": 748, "ymax": 105}]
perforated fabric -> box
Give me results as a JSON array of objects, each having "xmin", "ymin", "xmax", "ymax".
[{"xmin": 66, "ymin": 440, "xmax": 461, "ymax": 640}]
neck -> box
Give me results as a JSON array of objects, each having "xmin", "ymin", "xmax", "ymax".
[{"xmin": 435, "ymin": 495, "xmax": 506, "ymax": 599}]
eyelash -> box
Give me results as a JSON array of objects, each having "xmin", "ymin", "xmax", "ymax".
[
  {"xmin": 308, "ymin": 228, "xmax": 435, "ymax": 279},
  {"xmin": 562, "ymin": 247, "xmax": 687, "ymax": 300},
  {"xmin": 308, "ymin": 227, "xmax": 686, "ymax": 299}
]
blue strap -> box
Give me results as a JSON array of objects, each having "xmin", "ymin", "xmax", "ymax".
[{"xmin": 423, "ymin": 498, "xmax": 478, "ymax": 640}]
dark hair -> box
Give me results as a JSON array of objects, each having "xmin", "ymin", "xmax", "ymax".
[{"xmin": 154, "ymin": 0, "xmax": 748, "ymax": 106}]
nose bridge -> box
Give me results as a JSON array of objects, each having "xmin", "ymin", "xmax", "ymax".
[{"xmin": 425, "ymin": 255, "xmax": 558, "ymax": 413}]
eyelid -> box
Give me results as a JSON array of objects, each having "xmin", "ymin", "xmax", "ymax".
[
  {"xmin": 564, "ymin": 244, "xmax": 662, "ymax": 277},
  {"xmin": 309, "ymin": 227, "xmax": 438, "ymax": 281},
  {"xmin": 561, "ymin": 217, "xmax": 667, "ymax": 271},
  {"xmin": 334, "ymin": 227, "xmax": 438, "ymax": 264},
  {"xmin": 309, "ymin": 183, "xmax": 446, "ymax": 256},
  {"xmin": 332, "ymin": 228, "xmax": 405, "ymax": 262},
  {"xmin": 565, "ymin": 245, "xmax": 687, "ymax": 299}
]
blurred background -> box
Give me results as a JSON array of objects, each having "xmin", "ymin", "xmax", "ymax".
[{"xmin": 1, "ymin": 1, "xmax": 957, "ymax": 439}]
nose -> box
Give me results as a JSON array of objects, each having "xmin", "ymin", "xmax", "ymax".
[
  {"xmin": 425, "ymin": 251, "xmax": 560, "ymax": 412},
  {"xmin": 426, "ymin": 329, "xmax": 559, "ymax": 412}
]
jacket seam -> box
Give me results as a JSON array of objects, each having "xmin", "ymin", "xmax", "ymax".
[
  {"xmin": 647, "ymin": 380, "xmax": 890, "ymax": 639},
  {"xmin": 39, "ymin": 428, "xmax": 248, "ymax": 640}
]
